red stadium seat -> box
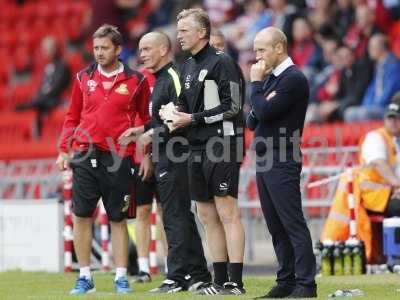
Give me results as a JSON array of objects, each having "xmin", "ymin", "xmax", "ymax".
[
  {"xmin": 10, "ymin": 81, "xmax": 37, "ymax": 107},
  {"xmin": 0, "ymin": 140, "xmax": 58, "ymax": 160},
  {"xmin": 0, "ymin": 111, "xmax": 36, "ymax": 142}
]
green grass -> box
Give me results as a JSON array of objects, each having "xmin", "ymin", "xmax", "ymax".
[{"xmin": 0, "ymin": 271, "xmax": 399, "ymax": 299}]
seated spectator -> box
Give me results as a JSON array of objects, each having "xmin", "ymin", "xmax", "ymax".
[
  {"xmin": 332, "ymin": 0, "xmax": 354, "ymax": 38},
  {"xmin": 290, "ymin": 17, "xmax": 323, "ymax": 79},
  {"xmin": 335, "ymin": 45, "xmax": 371, "ymax": 119},
  {"xmin": 15, "ymin": 37, "xmax": 70, "ymax": 137},
  {"xmin": 344, "ymin": 34, "xmax": 400, "ymax": 122},
  {"xmin": 321, "ymin": 92, "xmax": 400, "ymax": 261},
  {"xmin": 309, "ymin": 49, "xmax": 342, "ymax": 123},
  {"xmin": 308, "ymin": 45, "xmax": 371, "ymax": 122},
  {"xmin": 344, "ymin": 4, "xmax": 379, "ymax": 59},
  {"xmin": 308, "ymin": 0, "xmax": 337, "ymax": 32},
  {"xmin": 305, "ymin": 36, "xmax": 339, "ymax": 123},
  {"xmin": 223, "ymin": 0, "xmax": 272, "ymax": 52},
  {"xmin": 267, "ymin": 0, "xmax": 299, "ymax": 43}
]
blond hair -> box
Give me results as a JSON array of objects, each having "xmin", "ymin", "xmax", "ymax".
[{"xmin": 177, "ymin": 8, "xmax": 211, "ymax": 39}]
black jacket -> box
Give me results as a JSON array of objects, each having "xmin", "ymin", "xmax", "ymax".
[
  {"xmin": 146, "ymin": 62, "xmax": 186, "ymax": 155},
  {"xmin": 177, "ymin": 43, "xmax": 244, "ymax": 146}
]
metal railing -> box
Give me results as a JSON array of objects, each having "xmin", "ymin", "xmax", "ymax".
[{"xmin": 0, "ymin": 146, "xmax": 360, "ymax": 263}]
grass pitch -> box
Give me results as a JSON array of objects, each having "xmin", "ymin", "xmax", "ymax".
[{"xmin": 0, "ymin": 271, "xmax": 399, "ymax": 299}]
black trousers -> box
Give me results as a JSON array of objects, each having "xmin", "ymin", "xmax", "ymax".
[
  {"xmin": 256, "ymin": 156, "xmax": 316, "ymax": 287},
  {"xmin": 156, "ymin": 154, "xmax": 211, "ymax": 286}
]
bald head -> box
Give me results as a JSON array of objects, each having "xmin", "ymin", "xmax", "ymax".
[
  {"xmin": 141, "ymin": 31, "xmax": 172, "ymax": 52},
  {"xmin": 139, "ymin": 31, "xmax": 172, "ymax": 73},
  {"xmin": 255, "ymin": 27, "xmax": 287, "ymax": 53},
  {"xmin": 253, "ymin": 27, "xmax": 288, "ymax": 70}
]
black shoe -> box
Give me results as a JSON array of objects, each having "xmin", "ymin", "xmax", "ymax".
[
  {"xmin": 187, "ymin": 279, "xmax": 206, "ymax": 292},
  {"xmin": 255, "ymin": 284, "xmax": 295, "ymax": 299},
  {"xmin": 196, "ymin": 282, "xmax": 245, "ymax": 296},
  {"xmin": 186, "ymin": 273, "xmax": 213, "ymax": 292},
  {"xmin": 196, "ymin": 282, "xmax": 226, "ymax": 295},
  {"xmin": 222, "ymin": 282, "xmax": 246, "ymax": 295},
  {"xmin": 148, "ymin": 279, "xmax": 185, "ymax": 293},
  {"xmin": 132, "ymin": 271, "xmax": 151, "ymax": 283},
  {"xmin": 287, "ymin": 285, "xmax": 317, "ymax": 298}
]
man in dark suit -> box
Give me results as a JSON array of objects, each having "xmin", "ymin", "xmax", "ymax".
[{"xmin": 248, "ymin": 27, "xmax": 317, "ymax": 298}]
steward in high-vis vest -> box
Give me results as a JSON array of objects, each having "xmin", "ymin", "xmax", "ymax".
[{"xmin": 322, "ymin": 99, "xmax": 400, "ymax": 261}]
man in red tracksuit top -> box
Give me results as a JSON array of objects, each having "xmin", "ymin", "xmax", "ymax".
[{"xmin": 56, "ymin": 24, "xmax": 152, "ymax": 295}]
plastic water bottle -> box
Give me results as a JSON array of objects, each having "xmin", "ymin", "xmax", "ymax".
[
  {"xmin": 321, "ymin": 241, "xmax": 334, "ymax": 276},
  {"xmin": 333, "ymin": 242, "xmax": 344, "ymax": 276},
  {"xmin": 352, "ymin": 243, "xmax": 363, "ymax": 275},
  {"xmin": 343, "ymin": 244, "xmax": 353, "ymax": 275},
  {"xmin": 314, "ymin": 241, "xmax": 323, "ymax": 274},
  {"xmin": 328, "ymin": 289, "xmax": 364, "ymax": 297}
]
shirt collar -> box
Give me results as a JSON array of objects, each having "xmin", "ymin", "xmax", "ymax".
[
  {"xmin": 98, "ymin": 62, "xmax": 124, "ymax": 78},
  {"xmin": 272, "ymin": 57, "xmax": 294, "ymax": 77},
  {"xmin": 193, "ymin": 43, "xmax": 212, "ymax": 61},
  {"xmin": 154, "ymin": 62, "xmax": 174, "ymax": 78}
]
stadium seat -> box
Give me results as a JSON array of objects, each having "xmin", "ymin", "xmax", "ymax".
[
  {"xmin": 0, "ymin": 140, "xmax": 58, "ymax": 160},
  {"xmin": 0, "ymin": 111, "xmax": 36, "ymax": 142}
]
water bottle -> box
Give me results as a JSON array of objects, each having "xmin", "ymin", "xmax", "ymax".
[
  {"xmin": 328, "ymin": 289, "xmax": 364, "ymax": 297},
  {"xmin": 321, "ymin": 240, "xmax": 333, "ymax": 276},
  {"xmin": 314, "ymin": 241, "xmax": 323, "ymax": 274},
  {"xmin": 352, "ymin": 242, "xmax": 363, "ymax": 275},
  {"xmin": 343, "ymin": 244, "xmax": 353, "ymax": 275},
  {"xmin": 333, "ymin": 242, "xmax": 344, "ymax": 275}
]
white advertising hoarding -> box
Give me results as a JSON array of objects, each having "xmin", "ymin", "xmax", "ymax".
[{"xmin": 0, "ymin": 199, "xmax": 63, "ymax": 272}]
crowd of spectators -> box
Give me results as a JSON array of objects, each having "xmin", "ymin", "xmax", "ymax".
[{"xmin": 4, "ymin": 0, "xmax": 400, "ymax": 136}]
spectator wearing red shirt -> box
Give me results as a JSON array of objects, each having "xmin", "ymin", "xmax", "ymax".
[
  {"xmin": 290, "ymin": 17, "xmax": 322, "ymax": 79},
  {"xmin": 344, "ymin": 4, "xmax": 379, "ymax": 59},
  {"xmin": 56, "ymin": 24, "xmax": 152, "ymax": 295}
]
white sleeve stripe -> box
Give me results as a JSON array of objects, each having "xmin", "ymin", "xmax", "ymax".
[{"xmin": 204, "ymin": 113, "xmax": 223, "ymax": 124}]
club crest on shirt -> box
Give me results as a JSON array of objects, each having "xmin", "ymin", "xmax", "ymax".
[
  {"xmin": 87, "ymin": 80, "xmax": 97, "ymax": 92},
  {"xmin": 116, "ymin": 83, "xmax": 129, "ymax": 95},
  {"xmin": 266, "ymin": 90, "xmax": 276, "ymax": 101},
  {"xmin": 198, "ymin": 69, "xmax": 208, "ymax": 82},
  {"xmin": 122, "ymin": 195, "xmax": 130, "ymax": 212}
]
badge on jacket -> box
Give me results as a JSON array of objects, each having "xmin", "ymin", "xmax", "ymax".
[
  {"xmin": 122, "ymin": 195, "xmax": 130, "ymax": 212},
  {"xmin": 87, "ymin": 80, "xmax": 97, "ymax": 92},
  {"xmin": 198, "ymin": 69, "xmax": 208, "ymax": 82},
  {"xmin": 265, "ymin": 90, "xmax": 276, "ymax": 101},
  {"xmin": 116, "ymin": 83, "xmax": 129, "ymax": 95}
]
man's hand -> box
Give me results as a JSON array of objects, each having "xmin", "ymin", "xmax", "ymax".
[
  {"xmin": 250, "ymin": 60, "xmax": 272, "ymax": 82},
  {"xmin": 170, "ymin": 110, "xmax": 192, "ymax": 130},
  {"xmin": 139, "ymin": 154, "xmax": 154, "ymax": 181},
  {"xmin": 118, "ymin": 126, "xmax": 145, "ymax": 145},
  {"xmin": 56, "ymin": 152, "xmax": 70, "ymax": 171},
  {"xmin": 137, "ymin": 130, "xmax": 153, "ymax": 150}
]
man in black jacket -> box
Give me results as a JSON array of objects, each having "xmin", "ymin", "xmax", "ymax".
[
  {"xmin": 119, "ymin": 31, "xmax": 211, "ymax": 293},
  {"xmin": 248, "ymin": 27, "xmax": 317, "ymax": 298},
  {"xmin": 166, "ymin": 8, "xmax": 245, "ymax": 295}
]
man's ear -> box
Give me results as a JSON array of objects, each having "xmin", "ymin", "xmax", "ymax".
[
  {"xmin": 275, "ymin": 42, "xmax": 284, "ymax": 55},
  {"xmin": 199, "ymin": 27, "xmax": 207, "ymax": 40},
  {"xmin": 160, "ymin": 44, "xmax": 168, "ymax": 57},
  {"xmin": 116, "ymin": 45, "xmax": 123, "ymax": 56}
]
